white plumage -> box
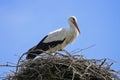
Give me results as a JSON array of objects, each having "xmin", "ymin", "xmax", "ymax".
[
  {"xmin": 26, "ymin": 16, "xmax": 80, "ymax": 59},
  {"xmin": 43, "ymin": 28, "xmax": 66, "ymax": 43}
]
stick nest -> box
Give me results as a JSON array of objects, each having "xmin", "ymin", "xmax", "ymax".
[{"xmin": 6, "ymin": 52, "xmax": 120, "ymax": 80}]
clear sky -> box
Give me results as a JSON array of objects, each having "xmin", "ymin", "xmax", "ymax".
[{"xmin": 0, "ymin": 0, "xmax": 120, "ymax": 77}]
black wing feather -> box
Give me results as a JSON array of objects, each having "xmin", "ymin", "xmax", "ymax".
[
  {"xmin": 35, "ymin": 35, "xmax": 65, "ymax": 51},
  {"xmin": 26, "ymin": 35, "xmax": 65, "ymax": 59}
]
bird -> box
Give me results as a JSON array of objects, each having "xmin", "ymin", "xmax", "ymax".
[{"xmin": 26, "ymin": 16, "xmax": 80, "ymax": 59}]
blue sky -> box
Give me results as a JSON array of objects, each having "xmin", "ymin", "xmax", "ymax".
[{"xmin": 0, "ymin": 0, "xmax": 120, "ymax": 77}]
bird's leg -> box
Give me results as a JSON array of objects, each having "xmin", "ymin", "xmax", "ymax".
[{"xmin": 62, "ymin": 49, "xmax": 72, "ymax": 57}]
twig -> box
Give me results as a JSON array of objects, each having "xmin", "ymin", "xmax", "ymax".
[
  {"xmin": 62, "ymin": 49, "xmax": 74, "ymax": 60},
  {"xmin": 99, "ymin": 58, "xmax": 107, "ymax": 68},
  {"xmin": 106, "ymin": 62, "xmax": 114, "ymax": 70},
  {"xmin": 0, "ymin": 64, "xmax": 16, "ymax": 67},
  {"xmin": 72, "ymin": 71, "xmax": 75, "ymax": 80},
  {"xmin": 62, "ymin": 49, "xmax": 72, "ymax": 57},
  {"xmin": 71, "ymin": 44, "xmax": 96, "ymax": 54},
  {"xmin": 16, "ymin": 52, "xmax": 27, "ymax": 73}
]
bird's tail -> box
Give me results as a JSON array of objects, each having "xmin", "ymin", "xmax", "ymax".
[
  {"xmin": 26, "ymin": 46, "xmax": 43, "ymax": 59},
  {"xmin": 26, "ymin": 50, "xmax": 43, "ymax": 59},
  {"xmin": 26, "ymin": 53, "xmax": 36, "ymax": 59}
]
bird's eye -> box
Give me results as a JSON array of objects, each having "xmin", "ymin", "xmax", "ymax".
[{"xmin": 72, "ymin": 18, "xmax": 75, "ymax": 21}]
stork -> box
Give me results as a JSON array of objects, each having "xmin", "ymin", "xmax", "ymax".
[{"xmin": 26, "ymin": 16, "xmax": 80, "ymax": 59}]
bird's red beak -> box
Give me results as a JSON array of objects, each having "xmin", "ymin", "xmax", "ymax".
[{"xmin": 74, "ymin": 21, "xmax": 80, "ymax": 33}]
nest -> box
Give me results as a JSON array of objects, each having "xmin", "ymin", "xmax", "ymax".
[{"xmin": 5, "ymin": 52, "xmax": 120, "ymax": 80}]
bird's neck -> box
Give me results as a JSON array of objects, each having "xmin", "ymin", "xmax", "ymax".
[{"xmin": 69, "ymin": 24, "xmax": 79, "ymax": 37}]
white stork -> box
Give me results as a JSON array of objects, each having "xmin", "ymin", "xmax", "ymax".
[{"xmin": 26, "ymin": 16, "xmax": 80, "ymax": 59}]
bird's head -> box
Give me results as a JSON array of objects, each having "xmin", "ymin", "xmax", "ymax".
[{"xmin": 68, "ymin": 16, "xmax": 80, "ymax": 33}]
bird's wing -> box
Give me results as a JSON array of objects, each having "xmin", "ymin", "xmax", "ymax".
[
  {"xmin": 26, "ymin": 28, "xmax": 67, "ymax": 59},
  {"xmin": 33, "ymin": 28, "xmax": 67, "ymax": 51},
  {"xmin": 43, "ymin": 28, "xmax": 67, "ymax": 43}
]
